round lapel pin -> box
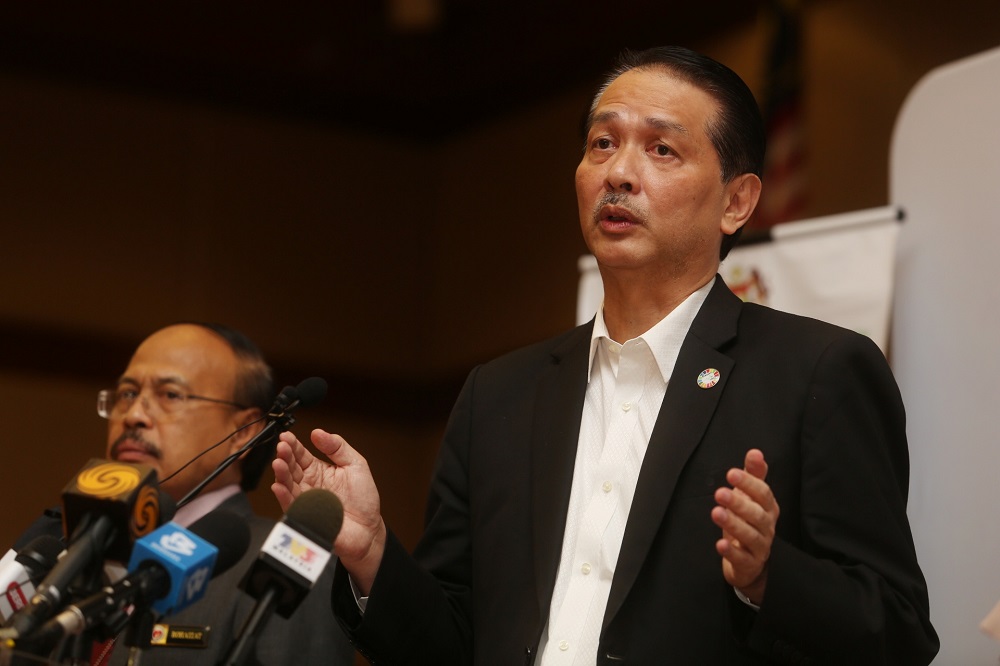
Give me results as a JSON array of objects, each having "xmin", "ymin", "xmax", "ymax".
[{"xmin": 697, "ymin": 368, "xmax": 721, "ymax": 389}]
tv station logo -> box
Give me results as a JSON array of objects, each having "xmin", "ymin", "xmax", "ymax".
[{"xmin": 262, "ymin": 523, "xmax": 331, "ymax": 584}]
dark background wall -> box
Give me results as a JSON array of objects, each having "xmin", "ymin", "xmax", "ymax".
[{"xmin": 1, "ymin": 0, "xmax": 996, "ymax": 612}]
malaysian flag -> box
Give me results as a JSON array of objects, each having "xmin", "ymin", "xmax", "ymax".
[{"xmin": 754, "ymin": 0, "xmax": 807, "ymax": 229}]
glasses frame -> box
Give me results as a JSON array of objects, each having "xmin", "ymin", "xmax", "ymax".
[{"xmin": 97, "ymin": 387, "xmax": 248, "ymax": 419}]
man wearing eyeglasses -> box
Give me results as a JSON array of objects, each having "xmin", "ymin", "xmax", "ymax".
[
  {"xmin": 100, "ymin": 322, "xmax": 271, "ymax": 518},
  {"xmin": 15, "ymin": 323, "xmax": 355, "ymax": 666}
]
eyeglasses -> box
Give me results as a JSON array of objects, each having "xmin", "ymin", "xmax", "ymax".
[{"xmin": 97, "ymin": 386, "xmax": 248, "ymax": 419}]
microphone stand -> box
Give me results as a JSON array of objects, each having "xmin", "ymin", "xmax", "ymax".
[
  {"xmin": 219, "ymin": 585, "xmax": 278, "ymax": 666},
  {"xmin": 122, "ymin": 606, "xmax": 156, "ymax": 666},
  {"xmin": 176, "ymin": 399, "xmax": 302, "ymax": 510},
  {"xmin": 44, "ymin": 557, "xmax": 108, "ymax": 665}
]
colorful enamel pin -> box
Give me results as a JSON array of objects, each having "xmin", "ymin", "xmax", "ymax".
[{"xmin": 696, "ymin": 368, "xmax": 721, "ymax": 389}]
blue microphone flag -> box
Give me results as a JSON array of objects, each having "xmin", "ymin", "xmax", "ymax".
[{"xmin": 127, "ymin": 521, "xmax": 218, "ymax": 615}]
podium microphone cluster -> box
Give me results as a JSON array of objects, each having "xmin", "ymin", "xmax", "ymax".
[
  {"xmin": 25, "ymin": 510, "xmax": 250, "ymax": 651},
  {"xmin": 2, "ymin": 459, "xmax": 169, "ymax": 640}
]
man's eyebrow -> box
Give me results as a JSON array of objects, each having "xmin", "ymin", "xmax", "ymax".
[
  {"xmin": 588, "ymin": 110, "xmax": 689, "ymax": 134},
  {"xmin": 645, "ymin": 116, "xmax": 689, "ymax": 134},
  {"xmin": 590, "ymin": 110, "xmax": 620, "ymax": 127},
  {"xmin": 117, "ymin": 375, "xmax": 189, "ymax": 388}
]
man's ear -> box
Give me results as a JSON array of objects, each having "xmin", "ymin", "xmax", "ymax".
[{"xmin": 721, "ymin": 173, "xmax": 762, "ymax": 235}]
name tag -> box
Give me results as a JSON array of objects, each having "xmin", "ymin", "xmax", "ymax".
[{"xmin": 149, "ymin": 623, "xmax": 211, "ymax": 649}]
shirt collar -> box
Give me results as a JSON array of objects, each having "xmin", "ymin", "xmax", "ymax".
[
  {"xmin": 588, "ymin": 277, "xmax": 715, "ymax": 383},
  {"xmin": 172, "ymin": 483, "xmax": 241, "ymax": 528}
]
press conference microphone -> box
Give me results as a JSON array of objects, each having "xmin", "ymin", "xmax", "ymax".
[
  {"xmin": 24, "ymin": 510, "xmax": 251, "ymax": 648},
  {"xmin": 177, "ymin": 377, "xmax": 329, "ymax": 509},
  {"xmin": 222, "ymin": 489, "xmax": 343, "ymax": 666},
  {"xmin": 0, "ymin": 536, "xmax": 64, "ymax": 624},
  {"xmin": 272, "ymin": 377, "xmax": 327, "ymax": 413},
  {"xmin": 12, "ymin": 507, "xmax": 65, "ymax": 553},
  {"xmin": 0, "ymin": 460, "xmax": 163, "ymax": 640}
]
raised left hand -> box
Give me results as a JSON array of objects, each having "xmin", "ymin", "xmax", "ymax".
[{"xmin": 711, "ymin": 448, "xmax": 780, "ymax": 605}]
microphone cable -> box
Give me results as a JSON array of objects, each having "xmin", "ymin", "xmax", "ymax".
[{"xmin": 175, "ymin": 378, "xmax": 327, "ymax": 510}]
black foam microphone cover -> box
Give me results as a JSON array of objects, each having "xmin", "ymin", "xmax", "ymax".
[{"xmin": 293, "ymin": 377, "xmax": 327, "ymax": 409}]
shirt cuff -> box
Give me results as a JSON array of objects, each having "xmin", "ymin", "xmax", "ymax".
[
  {"xmin": 733, "ymin": 586, "xmax": 761, "ymax": 611},
  {"xmin": 349, "ymin": 576, "xmax": 369, "ymax": 614}
]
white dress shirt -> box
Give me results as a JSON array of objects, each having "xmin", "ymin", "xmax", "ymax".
[{"xmin": 536, "ymin": 279, "xmax": 713, "ymax": 665}]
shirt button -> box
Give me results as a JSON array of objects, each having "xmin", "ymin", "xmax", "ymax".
[
  {"xmin": 559, "ymin": 640, "xmax": 569, "ymax": 651},
  {"xmin": 602, "ymin": 481, "xmax": 612, "ymax": 493},
  {"xmin": 581, "ymin": 562, "xmax": 592, "ymax": 575},
  {"xmin": 621, "ymin": 402, "xmax": 632, "ymax": 412}
]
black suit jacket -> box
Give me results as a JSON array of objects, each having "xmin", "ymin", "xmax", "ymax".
[{"xmin": 334, "ymin": 279, "xmax": 938, "ymax": 665}]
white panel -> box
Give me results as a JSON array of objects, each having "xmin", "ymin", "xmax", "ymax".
[{"xmin": 891, "ymin": 45, "xmax": 1000, "ymax": 664}]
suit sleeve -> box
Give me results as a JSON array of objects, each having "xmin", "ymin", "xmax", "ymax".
[{"xmin": 743, "ymin": 333, "xmax": 939, "ymax": 664}]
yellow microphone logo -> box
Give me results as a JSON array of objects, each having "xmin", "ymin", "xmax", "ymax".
[
  {"xmin": 131, "ymin": 484, "xmax": 160, "ymax": 538},
  {"xmin": 76, "ymin": 462, "xmax": 141, "ymax": 498}
]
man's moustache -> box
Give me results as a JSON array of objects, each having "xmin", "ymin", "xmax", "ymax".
[
  {"xmin": 593, "ymin": 191, "xmax": 643, "ymax": 222},
  {"xmin": 110, "ymin": 430, "xmax": 162, "ymax": 460}
]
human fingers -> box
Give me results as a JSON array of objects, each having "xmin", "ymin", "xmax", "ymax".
[
  {"xmin": 275, "ymin": 434, "xmax": 316, "ymax": 484},
  {"xmin": 715, "ymin": 534, "xmax": 768, "ymax": 601},
  {"xmin": 271, "ymin": 479, "xmax": 295, "ymax": 513},
  {"xmin": 725, "ymin": 467, "xmax": 779, "ymax": 518},
  {"xmin": 712, "ymin": 488, "xmax": 772, "ymax": 557},
  {"xmin": 272, "ymin": 445, "xmax": 298, "ymax": 488},
  {"xmin": 743, "ymin": 448, "xmax": 768, "ymax": 481},
  {"xmin": 271, "ymin": 444, "xmax": 302, "ymax": 512},
  {"xmin": 713, "ymin": 530, "xmax": 757, "ymax": 569},
  {"xmin": 310, "ymin": 429, "xmax": 359, "ymax": 467},
  {"xmin": 711, "ymin": 498, "xmax": 770, "ymax": 595},
  {"xmin": 718, "ymin": 472, "xmax": 779, "ymax": 535}
]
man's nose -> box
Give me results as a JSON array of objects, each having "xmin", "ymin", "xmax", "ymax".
[
  {"xmin": 122, "ymin": 394, "xmax": 153, "ymax": 428},
  {"xmin": 605, "ymin": 147, "xmax": 640, "ymax": 193}
]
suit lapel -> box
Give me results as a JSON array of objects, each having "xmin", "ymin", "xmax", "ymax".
[
  {"xmin": 214, "ymin": 490, "xmax": 254, "ymax": 520},
  {"xmin": 531, "ymin": 324, "xmax": 593, "ymax": 622},
  {"xmin": 603, "ymin": 279, "xmax": 742, "ymax": 630}
]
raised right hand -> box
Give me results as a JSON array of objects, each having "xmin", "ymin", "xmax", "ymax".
[{"xmin": 272, "ymin": 428, "xmax": 386, "ymax": 594}]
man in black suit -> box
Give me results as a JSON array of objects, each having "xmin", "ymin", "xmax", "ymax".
[
  {"xmin": 16, "ymin": 323, "xmax": 355, "ymax": 665},
  {"xmin": 272, "ymin": 46, "xmax": 939, "ymax": 664}
]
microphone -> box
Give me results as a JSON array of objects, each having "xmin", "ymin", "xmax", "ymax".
[
  {"xmin": 1, "ymin": 460, "xmax": 163, "ymax": 639},
  {"xmin": 177, "ymin": 377, "xmax": 328, "ymax": 509},
  {"xmin": 0, "ymin": 537, "xmax": 64, "ymax": 624},
  {"xmin": 222, "ymin": 489, "xmax": 343, "ymax": 666},
  {"xmin": 12, "ymin": 507, "xmax": 65, "ymax": 553},
  {"xmin": 60, "ymin": 459, "xmax": 163, "ymax": 563},
  {"xmin": 271, "ymin": 377, "xmax": 328, "ymax": 414},
  {"xmin": 23, "ymin": 510, "xmax": 251, "ymax": 648}
]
